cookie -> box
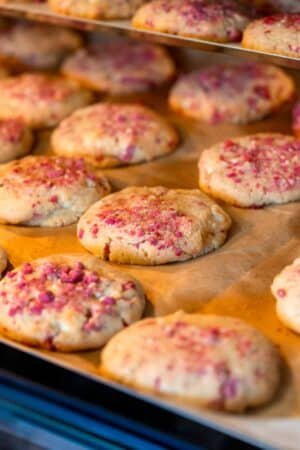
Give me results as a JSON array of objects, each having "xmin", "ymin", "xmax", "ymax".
[
  {"xmin": 0, "ymin": 254, "xmax": 145, "ymax": 351},
  {"xmin": 0, "ymin": 21, "xmax": 82, "ymax": 70},
  {"xmin": 62, "ymin": 41, "xmax": 175, "ymax": 95},
  {"xmin": 271, "ymin": 258, "xmax": 300, "ymax": 333},
  {"xmin": 0, "ymin": 74, "xmax": 92, "ymax": 129},
  {"xmin": 242, "ymin": 14, "xmax": 300, "ymax": 58},
  {"xmin": 0, "ymin": 156, "xmax": 110, "ymax": 227},
  {"xmin": 101, "ymin": 312, "xmax": 280, "ymax": 412},
  {"xmin": 49, "ymin": 0, "xmax": 148, "ymax": 19},
  {"xmin": 132, "ymin": 0, "xmax": 251, "ymax": 42},
  {"xmin": 199, "ymin": 133, "xmax": 300, "ymax": 208},
  {"xmin": 292, "ymin": 101, "xmax": 300, "ymax": 138},
  {"xmin": 0, "ymin": 118, "xmax": 33, "ymax": 163},
  {"xmin": 51, "ymin": 103, "xmax": 179, "ymax": 168},
  {"xmin": 169, "ymin": 62, "xmax": 295, "ymax": 124},
  {"xmin": 77, "ymin": 186, "xmax": 231, "ymax": 265}
]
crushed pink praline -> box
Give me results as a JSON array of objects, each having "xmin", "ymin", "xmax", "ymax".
[
  {"xmin": 0, "ymin": 118, "xmax": 25, "ymax": 143},
  {"xmin": 136, "ymin": 320, "xmax": 260, "ymax": 403},
  {"xmin": 2, "ymin": 74, "xmax": 75, "ymax": 104},
  {"xmin": 143, "ymin": 0, "xmax": 251, "ymax": 41},
  {"xmin": 4, "ymin": 157, "xmax": 99, "ymax": 192},
  {"xmin": 174, "ymin": 62, "xmax": 282, "ymax": 124},
  {"xmin": 65, "ymin": 41, "xmax": 172, "ymax": 90},
  {"xmin": 1, "ymin": 260, "xmax": 137, "ymax": 333},
  {"xmin": 219, "ymin": 135, "xmax": 300, "ymax": 193},
  {"xmin": 85, "ymin": 194, "xmax": 193, "ymax": 256},
  {"xmin": 276, "ymin": 288, "xmax": 287, "ymax": 298},
  {"xmin": 262, "ymin": 13, "xmax": 300, "ymax": 29}
]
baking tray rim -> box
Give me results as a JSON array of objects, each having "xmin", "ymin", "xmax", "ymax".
[
  {"xmin": 0, "ymin": 2, "xmax": 299, "ymax": 70},
  {"xmin": 0, "ymin": 335, "xmax": 278, "ymax": 450}
]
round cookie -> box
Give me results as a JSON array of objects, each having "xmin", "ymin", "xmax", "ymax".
[
  {"xmin": 271, "ymin": 258, "xmax": 300, "ymax": 333},
  {"xmin": 0, "ymin": 118, "xmax": 33, "ymax": 163},
  {"xmin": 0, "ymin": 156, "xmax": 110, "ymax": 227},
  {"xmin": 242, "ymin": 14, "xmax": 300, "ymax": 58},
  {"xmin": 292, "ymin": 101, "xmax": 300, "ymax": 138},
  {"xmin": 101, "ymin": 312, "xmax": 280, "ymax": 412},
  {"xmin": 52, "ymin": 103, "xmax": 179, "ymax": 168},
  {"xmin": 0, "ymin": 74, "xmax": 92, "ymax": 129},
  {"xmin": 0, "ymin": 21, "xmax": 82, "ymax": 70},
  {"xmin": 77, "ymin": 186, "xmax": 232, "ymax": 265},
  {"xmin": 49, "ymin": 0, "xmax": 148, "ymax": 19},
  {"xmin": 199, "ymin": 133, "xmax": 300, "ymax": 208},
  {"xmin": 169, "ymin": 62, "xmax": 295, "ymax": 124},
  {"xmin": 0, "ymin": 254, "xmax": 145, "ymax": 351},
  {"xmin": 62, "ymin": 41, "xmax": 175, "ymax": 95},
  {"xmin": 132, "ymin": 0, "xmax": 252, "ymax": 43}
]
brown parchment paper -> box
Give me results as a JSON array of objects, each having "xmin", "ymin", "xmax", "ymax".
[{"xmin": 0, "ymin": 51, "xmax": 300, "ymax": 449}]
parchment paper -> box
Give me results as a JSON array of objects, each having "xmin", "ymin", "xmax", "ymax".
[{"xmin": 0, "ymin": 51, "xmax": 299, "ymax": 449}]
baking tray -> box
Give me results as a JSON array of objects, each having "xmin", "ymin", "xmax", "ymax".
[
  {"xmin": 0, "ymin": 49, "xmax": 299, "ymax": 450},
  {"xmin": 0, "ymin": 1, "xmax": 300, "ymax": 70}
]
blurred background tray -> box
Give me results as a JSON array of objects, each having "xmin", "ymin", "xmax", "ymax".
[{"xmin": 0, "ymin": 1, "xmax": 300, "ymax": 70}]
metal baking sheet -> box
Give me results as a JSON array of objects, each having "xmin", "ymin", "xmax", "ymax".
[
  {"xmin": 0, "ymin": 47, "xmax": 298, "ymax": 450},
  {"xmin": 0, "ymin": 1, "xmax": 300, "ymax": 70}
]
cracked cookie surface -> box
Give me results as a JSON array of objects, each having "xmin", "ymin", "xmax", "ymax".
[{"xmin": 77, "ymin": 186, "xmax": 231, "ymax": 265}]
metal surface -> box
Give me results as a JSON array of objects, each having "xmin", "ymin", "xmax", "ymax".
[
  {"xmin": 0, "ymin": 343, "xmax": 264, "ymax": 450},
  {"xmin": 0, "ymin": 1, "xmax": 300, "ymax": 70}
]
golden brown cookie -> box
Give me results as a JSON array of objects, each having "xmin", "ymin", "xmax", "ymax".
[
  {"xmin": 52, "ymin": 103, "xmax": 178, "ymax": 167},
  {"xmin": 49, "ymin": 0, "xmax": 148, "ymax": 19},
  {"xmin": 0, "ymin": 74, "xmax": 92, "ymax": 129},
  {"xmin": 101, "ymin": 312, "xmax": 280, "ymax": 412},
  {"xmin": 242, "ymin": 14, "xmax": 300, "ymax": 58},
  {"xmin": 0, "ymin": 156, "xmax": 110, "ymax": 227},
  {"xmin": 169, "ymin": 62, "xmax": 294, "ymax": 124},
  {"xmin": 78, "ymin": 186, "xmax": 231, "ymax": 265},
  {"xmin": 133, "ymin": 0, "xmax": 251, "ymax": 42},
  {"xmin": 199, "ymin": 133, "xmax": 300, "ymax": 207},
  {"xmin": 62, "ymin": 41, "xmax": 175, "ymax": 95},
  {"xmin": 0, "ymin": 254, "xmax": 145, "ymax": 351},
  {"xmin": 0, "ymin": 21, "xmax": 82, "ymax": 70}
]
